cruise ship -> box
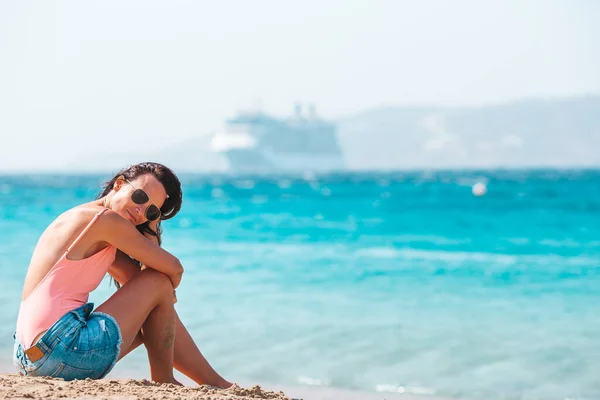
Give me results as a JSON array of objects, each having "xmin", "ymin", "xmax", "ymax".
[{"xmin": 210, "ymin": 104, "xmax": 345, "ymax": 172}]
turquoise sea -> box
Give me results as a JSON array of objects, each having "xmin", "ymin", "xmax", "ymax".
[{"xmin": 1, "ymin": 170, "xmax": 599, "ymax": 400}]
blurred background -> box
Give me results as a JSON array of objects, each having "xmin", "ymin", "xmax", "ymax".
[
  {"xmin": 1, "ymin": 1, "xmax": 599, "ymax": 400},
  {"xmin": 1, "ymin": 0, "xmax": 599, "ymax": 172}
]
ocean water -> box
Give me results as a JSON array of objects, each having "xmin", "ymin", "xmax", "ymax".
[{"xmin": 1, "ymin": 170, "xmax": 599, "ymax": 400}]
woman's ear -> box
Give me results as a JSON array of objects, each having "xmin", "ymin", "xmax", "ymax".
[{"xmin": 113, "ymin": 176, "xmax": 126, "ymax": 191}]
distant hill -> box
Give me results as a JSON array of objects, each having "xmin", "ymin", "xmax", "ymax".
[
  {"xmin": 337, "ymin": 95, "xmax": 600, "ymax": 170},
  {"xmin": 65, "ymin": 95, "xmax": 600, "ymax": 173}
]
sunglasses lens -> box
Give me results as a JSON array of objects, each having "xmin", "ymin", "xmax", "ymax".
[
  {"xmin": 131, "ymin": 189, "xmax": 149, "ymax": 205},
  {"xmin": 146, "ymin": 205, "xmax": 161, "ymax": 221}
]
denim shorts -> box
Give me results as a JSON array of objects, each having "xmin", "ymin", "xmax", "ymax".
[{"xmin": 13, "ymin": 303, "xmax": 122, "ymax": 380}]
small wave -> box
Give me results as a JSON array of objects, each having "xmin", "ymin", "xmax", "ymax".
[
  {"xmin": 355, "ymin": 246, "xmax": 597, "ymax": 267},
  {"xmin": 406, "ymin": 386, "xmax": 437, "ymax": 396},
  {"xmin": 375, "ymin": 384, "xmax": 405, "ymax": 393},
  {"xmin": 392, "ymin": 234, "xmax": 471, "ymax": 246},
  {"xmin": 297, "ymin": 376, "xmax": 329, "ymax": 386},
  {"xmin": 357, "ymin": 247, "xmax": 399, "ymax": 259},
  {"xmin": 192, "ymin": 241, "xmax": 597, "ymax": 268},
  {"xmin": 356, "ymin": 247, "xmax": 516, "ymax": 264},
  {"xmin": 504, "ymin": 237, "xmax": 531, "ymax": 245},
  {"xmin": 375, "ymin": 384, "xmax": 436, "ymax": 396},
  {"xmin": 538, "ymin": 239, "xmax": 582, "ymax": 248}
]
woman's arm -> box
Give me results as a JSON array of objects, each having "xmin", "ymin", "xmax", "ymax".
[
  {"xmin": 108, "ymin": 220, "xmax": 174, "ymax": 297},
  {"xmin": 98, "ymin": 211, "xmax": 183, "ymax": 288},
  {"xmin": 108, "ymin": 250, "xmax": 142, "ymax": 286}
]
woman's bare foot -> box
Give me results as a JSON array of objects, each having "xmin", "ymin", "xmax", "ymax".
[{"xmin": 217, "ymin": 379, "xmax": 234, "ymax": 389}]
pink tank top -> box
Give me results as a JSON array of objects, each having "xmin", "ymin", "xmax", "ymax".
[{"xmin": 16, "ymin": 208, "xmax": 117, "ymax": 348}]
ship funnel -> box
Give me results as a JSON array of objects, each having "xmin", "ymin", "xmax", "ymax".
[
  {"xmin": 294, "ymin": 103, "xmax": 303, "ymax": 118},
  {"xmin": 308, "ymin": 103, "xmax": 317, "ymax": 120}
]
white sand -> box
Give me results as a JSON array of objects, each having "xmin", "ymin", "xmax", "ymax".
[{"xmin": 0, "ymin": 374, "xmax": 291, "ymax": 400}]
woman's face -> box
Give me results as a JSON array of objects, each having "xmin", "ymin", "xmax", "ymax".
[{"xmin": 110, "ymin": 174, "xmax": 168, "ymax": 225}]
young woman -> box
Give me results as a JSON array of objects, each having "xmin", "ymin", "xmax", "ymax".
[{"xmin": 13, "ymin": 162, "xmax": 232, "ymax": 387}]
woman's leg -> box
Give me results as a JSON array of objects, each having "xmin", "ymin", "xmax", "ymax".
[
  {"xmin": 172, "ymin": 313, "xmax": 232, "ymax": 387},
  {"xmin": 118, "ymin": 313, "xmax": 232, "ymax": 388},
  {"xmin": 110, "ymin": 257, "xmax": 232, "ymax": 388},
  {"xmin": 94, "ymin": 268, "xmax": 178, "ymax": 384}
]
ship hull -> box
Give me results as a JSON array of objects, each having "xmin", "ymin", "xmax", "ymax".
[{"xmin": 224, "ymin": 149, "xmax": 345, "ymax": 172}]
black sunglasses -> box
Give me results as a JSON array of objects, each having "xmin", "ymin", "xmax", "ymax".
[{"xmin": 125, "ymin": 179, "xmax": 162, "ymax": 222}]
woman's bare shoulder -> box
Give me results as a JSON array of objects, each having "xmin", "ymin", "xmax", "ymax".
[
  {"xmin": 51, "ymin": 202, "xmax": 108, "ymax": 230},
  {"xmin": 39, "ymin": 203, "xmax": 127, "ymax": 257},
  {"xmin": 29, "ymin": 203, "xmax": 108, "ymax": 267}
]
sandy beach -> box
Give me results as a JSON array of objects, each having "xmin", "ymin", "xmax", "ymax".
[
  {"xmin": 0, "ymin": 373, "xmax": 452, "ymax": 400},
  {"xmin": 0, "ymin": 374, "xmax": 293, "ymax": 400}
]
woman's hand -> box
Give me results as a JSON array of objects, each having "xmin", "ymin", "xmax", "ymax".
[
  {"xmin": 146, "ymin": 218, "xmax": 182, "ymax": 288},
  {"xmin": 100, "ymin": 211, "xmax": 184, "ymax": 288}
]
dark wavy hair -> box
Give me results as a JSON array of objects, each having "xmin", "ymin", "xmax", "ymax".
[{"xmin": 96, "ymin": 162, "xmax": 183, "ymax": 286}]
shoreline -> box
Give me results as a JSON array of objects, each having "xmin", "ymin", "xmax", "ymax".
[{"xmin": 0, "ymin": 373, "xmax": 452, "ymax": 400}]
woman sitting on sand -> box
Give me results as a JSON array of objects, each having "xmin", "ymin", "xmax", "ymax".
[{"xmin": 13, "ymin": 162, "xmax": 231, "ymax": 387}]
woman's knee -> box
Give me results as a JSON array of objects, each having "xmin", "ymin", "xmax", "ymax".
[{"xmin": 138, "ymin": 268, "xmax": 173, "ymax": 294}]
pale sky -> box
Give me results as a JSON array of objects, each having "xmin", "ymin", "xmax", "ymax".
[{"xmin": 1, "ymin": 0, "xmax": 599, "ymax": 171}]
